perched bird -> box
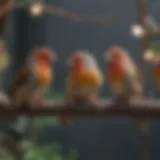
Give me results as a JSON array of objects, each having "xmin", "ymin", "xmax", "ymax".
[
  {"xmin": 1, "ymin": 47, "xmax": 56, "ymax": 159},
  {"xmin": 59, "ymin": 50, "xmax": 103, "ymax": 125},
  {"xmin": 7, "ymin": 46, "xmax": 56, "ymax": 106},
  {"xmin": 105, "ymin": 46, "xmax": 147, "ymax": 131}
]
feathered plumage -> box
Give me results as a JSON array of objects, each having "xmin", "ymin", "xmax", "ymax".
[
  {"xmin": 7, "ymin": 47, "xmax": 55, "ymax": 106},
  {"xmin": 105, "ymin": 46, "xmax": 147, "ymax": 130},
  {"xmin": 1, "ymin": 47, "xmax": 56, "ymax": 159},
  {"xmin": 59, "ymin": 50, "xmax": 103, "ymax": 125}
]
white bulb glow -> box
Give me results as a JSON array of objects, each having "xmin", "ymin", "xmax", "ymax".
[
  {"xmin": 143, "ymin": 50, "xmax": 155, "ymax": 61},
  {"xmin": 29, "ymin": 3, "xmax": 44, "ymax": 17},
  {"xmin": 131, "ymin": 24, "xmax": 145, "ymax": 38}
]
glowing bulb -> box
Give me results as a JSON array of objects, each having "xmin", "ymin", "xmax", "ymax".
[
  {"xmin": 143, "ymin": 50, "xmax": 155, "ymax": 61},
  {"xmin": 131, "ymin": 24, "xmax": 145, "ymax": 38},
  {"xmin": 29, "ymin": 3, "xmax": 44, "ymax": 17}
]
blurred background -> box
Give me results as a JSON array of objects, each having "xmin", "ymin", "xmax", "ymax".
[{"xmin": 0, "ymin": 0, "xmax": 160, "ymax": 160}]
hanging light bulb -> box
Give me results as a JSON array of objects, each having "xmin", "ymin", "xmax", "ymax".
[
  {"xmin": 29, "ymin": 2, "xmax": 45, "ymax": 17},
  {"xmin": 143, "ymin": 49, "xmax": 155, "ymax": 61},
  {"xmin": 131, "ymin": 24, "xmax": 145, "ymax": 38}
]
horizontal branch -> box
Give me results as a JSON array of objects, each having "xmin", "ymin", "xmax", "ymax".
[{"xmin": 0, "ymin": 97, "xmax": 160, "ymax": 118}]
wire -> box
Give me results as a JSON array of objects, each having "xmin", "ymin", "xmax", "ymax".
[{"xmin": 45, "ymin": 5, "xmax": 119, "ymax": 25}]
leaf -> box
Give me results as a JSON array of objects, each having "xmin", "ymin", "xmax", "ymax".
[
  {"xmin": 33, "ymin": 117, "xmax": 58, "ymax": 129},
  {"xmin": 66, "ymin": 149, "xmax": 79, "ymax": 160}
]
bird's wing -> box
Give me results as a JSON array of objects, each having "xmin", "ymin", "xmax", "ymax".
[
  {"xmin": 124, "ymin": 64, "xmax": 142, "ymax": 96},
  {"xmin": 7, "ymin": 64, "xmax": 30, "ymax": 97}
]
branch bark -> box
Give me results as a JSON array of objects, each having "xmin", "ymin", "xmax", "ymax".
[{"xmin": 0, "ymin": 98, "xmax": 160, "ymax": 118}]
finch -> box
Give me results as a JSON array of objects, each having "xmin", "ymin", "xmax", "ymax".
[
  {"xmin": 105, "ymin": 46, "xmax": 147, "ymax": 131},
  {"xmin": 59, "ymin": 50, "xmax": 103, "ymax": 125},
  {"xmin": 7, "ymin": 46, "xmax": 56, "ymax": 106},
  {"xmin": 2, "ymin": 46, "xmax": 56, "ymax": 159}
]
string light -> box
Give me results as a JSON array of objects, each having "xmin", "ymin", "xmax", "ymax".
[
  {"xmin": 143, "ymin": 49, "xmax": 155, "ymax": 61},
  {"xmin": 131, "ymin": 24, "xmax": 145, "ymax": 38},
  {"xmin": 29, "ymin": 2, "xmax": 44, "ymax": 17},
  {"xmin": 27, "ymin": 1, "xmax": 118, "ymax": 25}
]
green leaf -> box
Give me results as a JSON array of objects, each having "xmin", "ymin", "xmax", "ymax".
[
  {"xmin": 33, "ymin": 117, "xmax": 58, "ymax": 128},
  {"xmin": 66, "ymin": 149, "xmax": 79, "ymax": 160}
]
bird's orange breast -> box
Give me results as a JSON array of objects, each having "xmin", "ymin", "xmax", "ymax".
[
  {"xmin": 107, "ymin": 65, "xmax": 125, "ymax": 83},
  {"xmin": 71, "ymin": 71, "xmax": 102, "ymax": 86},
  {"xmin": 37, "ymin": 66, "xmax": 53, "ymax": 85}
]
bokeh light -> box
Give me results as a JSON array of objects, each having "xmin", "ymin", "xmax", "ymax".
[
  {"xmin": 131, "ymin": 24, "xmax": 145, "ymax": 38},
  {"xmin": 143, "ymin": 49, "xmax": 155, "ymax": 61},
  {"xmin": 29, "ymin": 3, "xmax": 44, "ymax": 17}
]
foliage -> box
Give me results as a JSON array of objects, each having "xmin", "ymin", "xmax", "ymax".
[
  {"xmin": 150, "ymin": 43, "xmax": 160, "ymax": 53},
  {"xmin": 149, "ymin": 34, "xmax": 160, "ymax": 53},
  {"xmin": 0, "ymin": 148, "xmax": 14, "ymax": 160},
  {"xmin": 0, "ymin": 89, "xmax": 78, "ymax": 160},
  {"xmin": 0, "ymin": 141, "xmax": 78, "ymax": 160},
  {"xmin": 22, "ymin": 141, "xmax": 78, "ymax": 160}
]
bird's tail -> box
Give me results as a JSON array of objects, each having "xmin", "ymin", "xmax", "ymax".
[{"xmin": 59, "ymin": 115, "xmax": 73, "ymax": 125}]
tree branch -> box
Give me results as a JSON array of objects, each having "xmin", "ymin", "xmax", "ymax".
[{"xmin": 0, "ymin": 97, "xmax": 160, "ymax": 118}]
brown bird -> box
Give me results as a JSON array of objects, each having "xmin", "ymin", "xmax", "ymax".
[
  {"xmin": 59, "ymin": 50, "xmax": 103, "ymax": 125},
  {"xmin": 7, "ymin": 46, "xmax": 56, "ymax": 107},
  {"xmin": 1, "ymin": 46, "xmax": 56, "ymax": 159},
  {"xmin": 105, "ymin": 46, "xmax": 147, "ymax": 131}
]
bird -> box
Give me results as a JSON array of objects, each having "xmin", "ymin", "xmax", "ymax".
[
  {"xmin": 1, "ymin": 46, "xmax": 56, "ymax": 159},
  {"xmin": 59, "ymin": 50, "xmax": 103, "ymax": 125},
  {"xmin": 105, "ymin": 46, "xmax": 147, "ymax": 131},
  {"xmin": 7, "ymin": 46, "xmax": 56, "ymax": 107}
]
